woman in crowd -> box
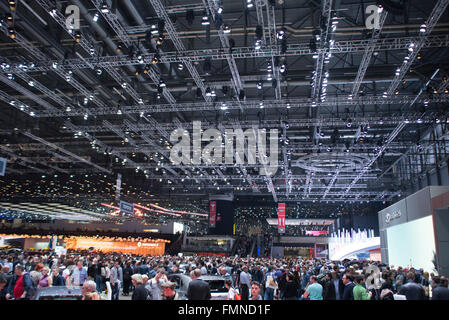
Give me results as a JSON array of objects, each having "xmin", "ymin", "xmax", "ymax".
[
  {"xmin": 38, "ymin": 266, "xmax": 52, "ymax": 288},
  {"xmin": 225, "ymin": 278, "xmax": 239, "ymax": 300}
]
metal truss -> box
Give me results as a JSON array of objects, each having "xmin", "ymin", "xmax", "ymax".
[
  {"xmin": 59, "ymin": 115, "xmax": 439, "ymax": 133},
  {"xmin": 0, "ymin": 145, "xmax": 61, "ymax": 174},
  {"xmin": 33, "ymin": 94, "xmax": 449, "ymax": 117},
  {"xmin": 91, "ymin": 0, "xmax": 132, "ymax": 47},
  {"xmin": 385, "ymin": 0, "xmax": 449, "ymax": 97},
  {"xmin": 0, "ymin": 88, "xmax": 39, "ymax": 117},
  {"xmin": 203, "ymin": 0, "xmax": 244, "ymax": 98},
  {"xmin": 22, "ymin": 131, "xmax": 112, "ymax": 174},
  {"xmin": 351, "ymin": 10, "xmax": 388, "ymax": 99},
  {"xmin": 8, "ymin": 35, "xmax": 449, "ymax": 72},
  {"xmin": 149, "ymin": 0, "xmax": 211, "ymax": 102},
  {"xmin": 310, "ymin": 0, "xmax": 333, "ymax": 101}
]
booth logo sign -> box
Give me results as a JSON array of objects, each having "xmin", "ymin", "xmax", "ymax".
[
  {"xmin": 385, "ymin": 210, "xmax": 402, "ymax": 224},
  {"xmin": 170, "ymin": 121, "xmax": 279, "ymax": 176}
]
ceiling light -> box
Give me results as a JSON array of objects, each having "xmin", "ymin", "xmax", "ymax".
[
  {"xmin": 201, "ymin": 12, "xmax": 210, "ymax": 25},
  {"xmin": 255, "ymin": 39, "xmax": 262, "ymax": 50},
  {"xmin": 96, "ymin": 67, "xmax": 102, "ymax": 75},
  {"xmin": 101, "ymin": 3, "xmax": 110, "ymax": 13},
  {"xmin": 257, "ymin": 82, "xmax": 263, "ymax": 90},
  {"xmin": 93, "ymin": 12, "xmax": 99, "ymax": 22},
  {"xmin": 152, "ymin": 54, "xmax": 160, "ymax": 64},
  {"xmin": 247, "ymin": 0, "xmax": 254, "ymax": 8},
  {"xmin": 159, "ymin": 79, "xmax": 166, "ymax": 87},
  {"xmin": 279, "ymin": 64, "xmax": 286, "ymax": 73},
  {"xmin": 223, "ymin": 25, "xmax": 231, "ymax": 33},
  {"xmin": 52, "ymin": 62, "xmax": 58, "ymax": 69},
  {"xmin": 8, "ymin": 27, "xmax": 15, "ymax": 39},
  {"xmin": 116, "ymin": 44, "xmax": 122, "ymax": 53},
  {"xmin": 217, "ymin": 6, "xmax": 223, "ymax": 14},
  {"xmin": 177, "ymin": 63, "xmax": 184, "ymax": 71},
  {"xmin": 420, "ymin": 24, "xmax": 427, "ymax": 33}
]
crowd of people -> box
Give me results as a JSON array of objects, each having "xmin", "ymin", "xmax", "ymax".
[{"xmin": 0, "ymin": 248, "xmax": 448, "ymax": 300}]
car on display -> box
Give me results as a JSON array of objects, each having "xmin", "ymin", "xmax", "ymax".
[
  {"xmin": 167, "ymin": 274, "xmax": 228, "ymax": 300},
  {"xmin": 33, "ymin": 286, "xmax": 83, "ymax": 300}
]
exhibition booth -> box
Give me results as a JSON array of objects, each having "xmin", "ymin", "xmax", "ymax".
[{"xmin": 378, "ymin": 186, "xmax": 449, "ymax": 276}]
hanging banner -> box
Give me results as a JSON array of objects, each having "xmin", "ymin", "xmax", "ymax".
[
  {"xmin": 209, "ymin": 201, "xmax": 217, "ymax": 227},
  {"xmin": 115, "ymin": 173, "xmax": 122, "ymax": 200},
  {"xmin": 278, "ymin": 203, "xmax": 286, "ymax": 233}
]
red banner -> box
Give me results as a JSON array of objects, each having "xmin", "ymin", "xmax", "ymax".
[
  {"xmin": 278, "ymin": 203, "xmax": 286, "ymax": 233},
  {"xmin": 209, "ymin": 201, "xmax": 217, "ymax": 227}
]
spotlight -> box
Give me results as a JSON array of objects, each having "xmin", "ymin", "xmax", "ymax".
[
  {"xmin": 279, "ymin": 64, "xmax": 286, "ymax": 73},
  {"xmin": 7, "ymin": 14, "xmax": 14, "ymax": 26},
  {"xmin": 101, "ymin": 2, "xmax": 110, "ymax": 13},
  {"xmin": 223, "ymin": 24, "xmax": 231, "ymax": 34},
  {"xmin": 152, "ymin": 54, "xmax": 160, "ymax": 64},
  {"xmin": 75, "ymin": 31, "xmax": 81, "ymax": 43},
  {"xmin": 247, "ymin": 0, "xmax": 254, "ymax": 8},
  {"xmin": 255, "ymin": 39, "xmax": 262, "ymax": 50},
  {"xmin": 276, "ymin": 27, "xmax": 286, "ymax": 40},
  {"xmin": 395, "ymin": 89, "xmax": 400, "ymax": 95},
  {"xmin": 346, "ymin": 119, "xmax": 352, "ymax": 128},
  {"xmin": 9, "ymin": 0, "xmax": 16, "ymax": 11},
  {"xmin": 205, "ymin": 87, "xmax": 212, "ymax": 96},
  {"xmin": 417, "ymin": 53, "xmax": 422, "ymax": 60},
  {"xmin": 49, "ymin": 7, "xmax": 57, "ymax": 17},
  {"xmin": 156, "ymin": 35, "xmax": 164, "ymax": 46},
  {"xmin": 201, "ymin": 11, "xmax": 210, "ymax": 26},
  {"xmin": 159, "ymin": 79, "xmax": 166, "ymax": 87},
  {"xmin": 419, "ymin": 24, "xmax": 427, "ymax": 33},
  {"xmin": 217, "ymin": 6, "xmax": 224, "ymax": 14},
  {"xmin": 257, "ymin": 82, "xmax": 263, "ymax": 90},
  {"xmin": 93, "ymin": 12, "xmax": 99, "ymax": 22},
  {"xmin": 116, "ymin": 44, "xmax": 122, "ymax": 53},
  {"xmin": 8, "ymin": 27, "xmax": 15, "ymax": 39},
  {"xmin": 445, "ymin": 88, "xmax": 449, "ymax": 94},
  {"xmin": 144, "ymin": 65, "xmax": 150, "ymax": 74}
]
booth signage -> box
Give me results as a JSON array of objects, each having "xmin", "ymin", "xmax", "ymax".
[
  {"xmin": 120, "ymin": 201, "xmax": 134, "ymax": 214},
  {"xmin": 209, "ymin": 201, "xmax": 217, "ymax": 227},
  {"xmin": 278, "ymin": 203, "xmax": 286, "ymax": 233},
  {"xmin": 385, "ymin": 210, "xmax": 402, "ymax": 224}
]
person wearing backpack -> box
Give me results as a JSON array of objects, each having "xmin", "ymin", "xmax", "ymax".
[{"xmin": 6, "ymin": 265, "xmax": 36, "ymax": 300}]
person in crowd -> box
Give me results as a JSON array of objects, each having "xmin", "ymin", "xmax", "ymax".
[
  {"xmin": 431, "ymin": 276, "xmax": 449, "ymax": 300},
  {"xmin": 323, "ymin": 272, "xmax": 336, "ymax": 300},
  {"xmin": 225, "ymin": 278, "xmax": 239, "ymax": 300},
  {"xmin": 186, "ymin": 269, "xmax": 211, "ymax": 300},
  {"xmin": 29, "ymin": 263, "xmax": 43, "ymax": 287},
  {"xmin": 109, "ymin": 260, "xmax": 121, "ymax": 300},
  {"xmin": 149, "ymin": 268, "xmax": 168, "ymax": 300},
  {"xmin": 239, "ymin": 265, "xmax": 251, "ymax": 300},
  {"xmin": 6, "ymin": 265, "xmax": 35, "ymax": 300},
  {"xmin": 51, "ymin": 266, "xmax": 65, "ymax": 287},
  {"xmin": 122, "ymin": 262, "xmax": 133, "ymax": 296},
  {"xmin": 81, "ymin": 280, "xmax": 100, "ymax": 300},
  {"xmin": 395, "ymin": 267, "xmax": 405, "ymax": 292},
  {"xmin": 87, "ymin": 258, "xmax": 97, "ymax": 281},
  {"xmin": 341, "ymin": 274, "xmax": 355, "ymax": 300},
  {"xmin": 131, "ymin": 274, "xmax": 148, "ymax": 300},
  {"xmin": 38, "ymin": 266, "xmax": 52, "ymax": 288},
  {"xmin": 399, "ymin": 273, "xmax": 427, "ymax": 300},
  {"xmin": 283, "ymin": 272, "xmax": 300, "ymax": 300},
  {"xmin": 250, "ymin": 281, "xmax": 263, "ymax": 300},
  {"xmin": 70, "ymin": 261, "xmax": 88, "ymax": 287},
  {"xmin": 302, "ymin": 275, "xmax": 323, "ymax": 300},
  {"xmin": 0, "ymin": 275, "xmax": 8, "ymax": 300},
  {"xmin": 264, "ymin": 265, "xmax": 278, "ymax": 301},
  {"xmin": 353, "ymin": 275, "xmax": 372, "ymax": 300},
  {"xmin": 161, "ymin": 281, "xmax": 179, "ymax": 300}
]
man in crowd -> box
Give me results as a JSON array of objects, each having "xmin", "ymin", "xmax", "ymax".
[
  {"xmin": 70, "ymin": 261, "xmax": 88, "ymax": 287},
  {"xmin": 250, "ymin": 281, "xmax": 263, "ymax": 300},
  {"xmin": 186, "ymin": 269, "xmax": 211, "ymax": 300},
  {"xmin": 399, "ymin": 273, "xmax": 427, "ymax": 300},
  {"xmin": 81, "ymin": 280, "xmax": 100, "ymax": 300},
  {"xmin": 323, "ymin": 272, "xmax": 336, "ymax": 300},
  {"xmin": 6, "ymin": 265, "xmax": 35, "ymax": 300},
  {"xmin": 110, "ymin": 260, "xmax": 122, "ymax": 300},
  {"xmin": 431, "ymin": 276, "xmax": 449, "ymax": 300},
  {"xmin": 161, "ymin": 281, "xmax": 180, "ymax": 300},
  {"xmin": 239, "ymin": 265, "xmax": 251, "ymax": 300},
  {"xmin": 149, "ymin": 268, "xmax": 168, "ymax": 300},
  {"xmin": 341, "ymin": 274, "xmax": 355, "ymax": 300},
  {"xmin": 353, "ymin": 275, "xmax": 372, "ymax": 300},
  {"xmin": 302, "ymin": 275, "xmax": 323, "ymax": 300}
]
